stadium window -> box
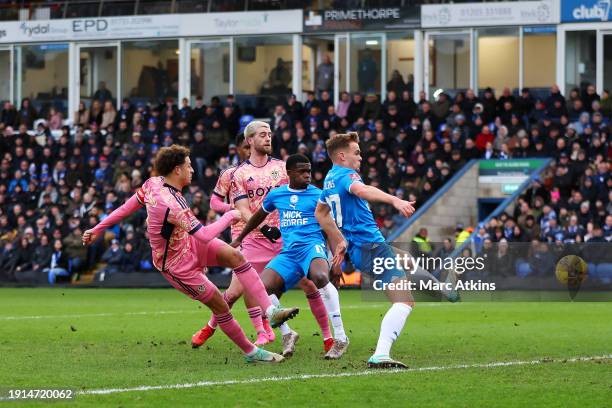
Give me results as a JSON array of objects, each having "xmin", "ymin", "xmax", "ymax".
[
  {"xmin": 234, "ymin": 35, "xmax": 293, "ymax": 116},
  {"xmin": 386, "ymin": 32, "xmax": 415, "ymax": 98},
  {"xmin": 349, "ymin": 34, "xmax": 384, "ymax": 96},
  {"xmin": 604, "ymin": 34, "xmax": 612, "ymax": 93},
  {"xmin": 427, "ymin": 32, "xmax": 471, "ymax": 99},
  {"xmin": 477, "ymin": 27, "xmax": 519, "ymax": 97},
  {"xmin": 79, "ymin": 46, "xmax": 118, "ymax": 108},
  {"xmin": 303, "ymin": 35, "xmax": 335, "ymax": 97},
  {"xmin": 565, "ymin": 31, "xmax": 596, "ymax": 94},
  {"xmin": 0, "ymin": 49, "xmax": 10, "ymax": 103},
  {"xmin": 190, "ymin": 41, "xmax": 231, "ymax": 105},
  {"xmin": 121, "ymin": 40, "xmax": 179, "ymax": 106},
  {"xmin": 15, "ymin": 43, "xmax": 69, "ymax": 117},
  {"xmin": 523, "ymin": 27, "xmax": 557, "ymax": 92}
]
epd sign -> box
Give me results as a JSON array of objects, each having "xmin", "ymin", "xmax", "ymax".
[{"xmin": 72, "ymin": 19, "xmax": 109, "ymax": 33}]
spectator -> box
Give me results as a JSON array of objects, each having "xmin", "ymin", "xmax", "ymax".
[
  {"xmin": 316, "ymin": 54, "xmax": 334, "ymax": 94},
  {"xmin": 116, "ymin": 98, "xmax": 134, "ymax": 126},
  {"xmin": 436, "ymin": 238, "xmax": 454, "ymax": 259},
  {"xmin": 121, "ymin": 242, "xmax": 141, "ymax": 273},
  {"xmin": 455, "ymin": 224, "xmax": 472, "ymax": 248},
  {"xmin": 285, "ymin": 94, "xmax": 304, "ymax": 124},
  {"xmin": 100, "ymin": 239, "xmax": 125, "ymax": 275},
  {"xmin": 200, "ymin": 166, "xmax": 217, "ymax": 194},
  {"xmin": 386, "ymin": 70, "xmax": 407, "ymax": 96},
  {"xmin": 222, "ymin": 105, "xmax": 239, "ymax": 137},
  {"xmin": 90, "ymin": 99, "xmax": 103, "ymax": 126},
  {"xmin": 16, "ymin": 234, "xmax": 52, "ymax": 283},
  {"xmin": 63, "ymin": 227, "xmax": 87, "ymax": 272},
  {"xmin": 45, "ymin": 239, "xmax": 70, "ymax": 285},
  {"xmin": 432, "ymin": 93, "xmax": 451, "ymax": 123},
  {"xmin": 357, "ymin": 48, "xmax": 378, "ymax": 93},
  {"xmin": 0, "ymin": 241, "xmax": 17, "ymax": 281},
  {"xmin": 93, "ymin": 81, "xmax": 113, "ymax": 102},
  {"xmin": 399, "ymin": 90, "xmax": 417, "ymax": 121},
  {"xmin": 346, "ymin": 93, "xmax": 364, "ymax": 124},
  {"xmin": 362, "ymin": 94, "xmax": 381, "ymax": 122},
  {"xmin": 337, "ymin": 92, "xmax": 351, "ymax": 119},
  {"xmin": 271, "ymin": 104, "xmax": 290, "ymax": 131},
  {"xmin": 582, "ymin": 84, "xmax": 600, "ymax": 112},
  {"xmin": 412, "ymin": 227, "xmax": 433, "ymax": 257},
  {"xmin": 491, "ymin": 238, "xmax": 513, "ymax": 277},
  {"xmin": 268, "ymin": 58, "xmax": 291, "ymax": 93},
  {"xmin": 8, "ymin": 236, "xmax": 32, "ymax": 280},
  {"xmin": 74, "ymin": 101, "xmax": 90, "ymax": 127},
  {"xmin": 1, "ymin": 101, "xmax": 18, "ymax": 127},
  {"xmin": 48, "ymin": 107, "xmax": 63, "ymax": 131},
  {"xmin": 18, "ymin": 98, "xmax": 37, "ymax": 128},
  {"xmin": 475, "ymin": 125, "xmax": 495, "ymax": 152},
  {"xmin": 101, "ymin": 100, "xmax": 117, "ymax": 129}
]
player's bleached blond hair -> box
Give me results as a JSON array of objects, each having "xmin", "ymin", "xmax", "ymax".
[
  {"xmin": 243, "ymin": 120, "xmax": 270, "ymax": 139},
  {"xmin": 325, "ymin": 131, "xmax": 360, "ymax": 158}
]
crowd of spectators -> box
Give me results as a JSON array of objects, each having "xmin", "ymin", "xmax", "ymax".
[
  {"xmin": 0, "ymin": 80, "xmax": 610, "ymax": 284},
  {"xmin": 457, "ymin": 163, "xmax": 612, "ymax": 282}
]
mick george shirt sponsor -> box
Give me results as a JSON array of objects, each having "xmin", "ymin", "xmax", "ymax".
[{"xmin": 280, "ymin": 210, "xmax": 310, "ymax": 227}]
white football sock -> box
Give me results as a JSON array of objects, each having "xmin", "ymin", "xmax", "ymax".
[
  {"xmin": 319, "ymin": 282, "xmax": 347, "ymax": 341},
  {"xmin": 373, "ymin": 303, "xmax": 412, "ymax": 357},
  {"xmin": 269, "ymin": 294, "xmax": 291, "ymax": 335}
]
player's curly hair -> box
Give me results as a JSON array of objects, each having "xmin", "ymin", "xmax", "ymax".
[
  {"xmin": 153, "ymin": 144, "xmax": 191, "ymax": 176},
  {"xmin": 325, "ymin": 132, "xmax": 360, "ymax": 157}
]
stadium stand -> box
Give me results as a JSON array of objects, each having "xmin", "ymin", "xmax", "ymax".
[{"xmin": 0, "ymin": 81, "xmax": 610, "ymax": 285}]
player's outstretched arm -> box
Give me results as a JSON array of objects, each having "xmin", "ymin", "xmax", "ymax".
[
  {"xmin": 315, "ymin": 202, "xmax": 347, "ymax": 283},
  {"xmin": 210, "ymin": 193, "xmax": 232, "ymax": 214},
  {"xmin": 350, "ymin": 183, "xmax": 416, "ymax": 218},
  {"xmin": 192, "ymin": 209, "xmax": 242, "ymax": 244},
  {"xmin": 82, "ymin": 194, "xmax": 142, "ymax": 245},
  {"xmin": 230, "ymin": 207, "xmax": 268, "ymax": 247}
]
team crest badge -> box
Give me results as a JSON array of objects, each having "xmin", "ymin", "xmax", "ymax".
[
  {"xmin": 290, "ymin": 194, "xmax": 299, "ymax": 204},
  {"xmin": 271, "ymin": 169, "xmax": 280, "ymax": 180},
  {"xmin": 197, "ymin": 285, "xmax": 205, "ymax": 293}
]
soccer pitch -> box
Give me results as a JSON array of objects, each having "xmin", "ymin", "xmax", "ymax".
[{"xmin": 1, "ymin": 288, "xmax": 610, "ymax": 407}]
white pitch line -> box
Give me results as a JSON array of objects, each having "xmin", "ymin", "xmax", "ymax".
[
  {"xmin": 0, "ymin": 310, "xmax": 196, "ymax": 321},
  {"xmin": 0, "ymin": 303, "xmax": 447, "ymax": 321},
  {"xmin": 78, "ymin": 354, "xmax": 611, "ymax": 397}
]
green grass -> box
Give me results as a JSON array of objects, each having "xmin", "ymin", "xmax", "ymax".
[{"xmin": 0, "ymin": 288, "xmax": 610, "ymax": 407}]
